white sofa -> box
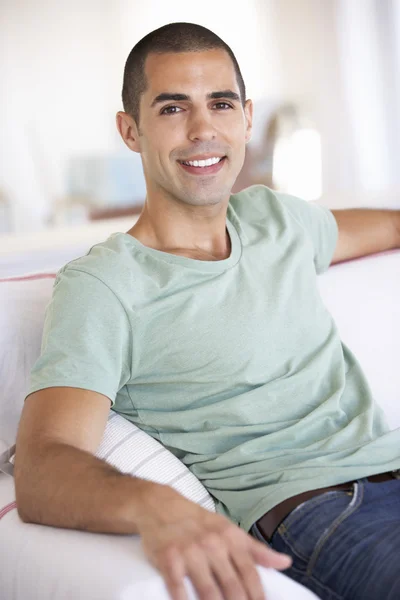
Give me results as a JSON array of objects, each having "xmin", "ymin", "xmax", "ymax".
[{"xmin": 0, "ymin": 247, "xmax": 399, "ymax": 600}]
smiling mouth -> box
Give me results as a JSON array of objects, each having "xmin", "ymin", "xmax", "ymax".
[
  {"xmin": 177, "ymin": 156, "xmax": 227, "ymax": 174},
  {"xmin": 179, "ymin": 156, "xmax": 225, "ymax": 167}
]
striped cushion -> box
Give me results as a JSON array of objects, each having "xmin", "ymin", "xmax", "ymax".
[{"xmin": 96, "ymin": 412, "xmax": 215, "ymax": 511}]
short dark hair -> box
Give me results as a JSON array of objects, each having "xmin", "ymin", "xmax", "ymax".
[{"xmin": 122, "ymin": 22, "xmax": 246, "ymax": 125}]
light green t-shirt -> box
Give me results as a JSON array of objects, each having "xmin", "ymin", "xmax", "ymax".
[{"xmin": 27, "ymin": 185, "xmax": 400, "ymax": 533}]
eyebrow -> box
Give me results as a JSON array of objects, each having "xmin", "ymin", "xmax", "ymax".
[{"xmin": 150, "ymin": 90, "xmax": 241, "ymax": 107}]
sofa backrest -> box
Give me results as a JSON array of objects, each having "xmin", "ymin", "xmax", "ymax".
[
  {"xmin": 316, "ymin": 250, "xmax": 400, "ymax": 430},
  {"xmin": 1, "ymin": 250, "xmax": 399, "ymax": 452}
]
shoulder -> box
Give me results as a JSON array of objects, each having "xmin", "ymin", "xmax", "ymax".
[
  {"xmin": 54, "ymin": 233, "xmax": 136, "ymax": 303},
  {"xmin": 229, "ymin": 184, "xmax": 278, "ymax": 216},
  {"xmin": 229, "ymin": 184, "xmax": 330, "ymax": 228},
  {"xmin": 228, "ymin": 184, "xmax": 301, "ymax": 229}
]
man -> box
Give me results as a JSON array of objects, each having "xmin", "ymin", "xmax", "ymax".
[{"xmin": 15, "ymin": 22, "xmax": 400, "ymax": 600}]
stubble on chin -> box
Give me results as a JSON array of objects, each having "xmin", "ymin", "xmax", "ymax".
[{"xmin": 173, "ymin": 180, "xmax": 231, "ymax": 208}]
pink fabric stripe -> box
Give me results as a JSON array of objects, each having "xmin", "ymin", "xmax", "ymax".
[
  {"xmin": 0, "ymin": 273, "xmax": 57, "ymax": 283},
  {"xmin": 0, "ymin": 501, "xmax": 17, "ymax": 521}
]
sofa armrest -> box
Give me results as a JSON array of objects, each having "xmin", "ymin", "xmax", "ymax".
[{"xmin": 0, "ymin": 475, "xmax": 319, "ymax": 600}]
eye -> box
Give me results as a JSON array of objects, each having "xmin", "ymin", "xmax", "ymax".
[
  {"xmin": 160, "ymin": 105, "xmax": 183, "ymax": 115},
  {"xmin": 213, "ymin": 102, "xmax": 233, "ymax": 110}
]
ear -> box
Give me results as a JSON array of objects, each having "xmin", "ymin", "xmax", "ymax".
[
  {"xmin": 116, "ymin": 111, "xmax": 141, "ymax": 153},
  {"xmin": 244, "ymin": 99, "xmax": 253, "ymax": 144}
]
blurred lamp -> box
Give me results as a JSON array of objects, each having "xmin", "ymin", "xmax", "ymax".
[{"xmin": 270, "ymin": 105, "xmax": 322, "ymax": 201}]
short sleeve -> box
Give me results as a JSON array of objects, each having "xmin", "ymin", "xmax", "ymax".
[
  {"xmin": 275, "ymin": 191, "xmax": 339, "ymax": 275},
  {"xmin": 26, "ymin": 267, "xmax": 132, "ymax": 406}
]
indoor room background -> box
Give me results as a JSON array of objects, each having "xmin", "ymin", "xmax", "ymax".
[{"xmin": 1, "ymin": 0, "xmax": 399, "ymax": 276}]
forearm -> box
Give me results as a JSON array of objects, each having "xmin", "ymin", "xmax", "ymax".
[
  {"xmin": 14, "ymin": 441, "xmax": 173, "ymax": 535},
  {"xmin": 330, "ymin": 208, "xmax": 400, "ymax": 264},
  {"xmin": 395, "ymin": 209, "xmax": 400, "ymax": 244}
]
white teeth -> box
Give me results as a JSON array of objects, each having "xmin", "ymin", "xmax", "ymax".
[{"xmin": 182, "ymin": 157, "xmax": 222, "ymax": 167}]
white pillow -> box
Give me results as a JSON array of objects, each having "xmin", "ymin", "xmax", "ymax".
[
  {"xmin": 0, "ymin": 273, "xmax": 215, "ymax": 511},
  {"xmin": 96, "ymin": 412, "xmax": 215, "ymax": 510}
]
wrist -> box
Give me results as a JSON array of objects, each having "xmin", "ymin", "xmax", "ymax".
[
  {"xmin": 133, "ymin": 481, "xmax": 201, "ymax": 534},
  {"xmin": 115, "ymin": 475, "xmax": 165, "ymax": 533},
  {"xmin": 130, "ymin": 479, "xmax": 179, "ymax": 531}
]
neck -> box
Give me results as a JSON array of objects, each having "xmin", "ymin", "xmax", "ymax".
[{"xmin": 126, "ymin": 191, "xmax": 231, "ymax": 260}]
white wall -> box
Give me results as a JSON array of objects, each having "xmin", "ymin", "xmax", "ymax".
[
  {"xmin": 336, "ymin": 0, "xmax": 392, "ymax": 193},
  {"xmin": 116, "ymin": 0, "xmax": 283, "ymax": 104},
  {"xmin": 0, "ymin": 0, "xmax": 123, "ymax": 233},
  {"xmin": 270, "ymin": 0, "xmax": 358, "ymax": 199},
  {"xmin": 268, "ymin": 0, "xmax": 400, "ymax": 209}
]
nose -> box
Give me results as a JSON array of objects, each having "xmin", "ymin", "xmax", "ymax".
[{"xmin": 187, "ymin": 107, "xmax": 217, "ymax": 143}]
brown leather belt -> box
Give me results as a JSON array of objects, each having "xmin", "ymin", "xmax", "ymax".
[{"xmin": 256, "ymin": 472, "xmax": 396, "ymax": 541}]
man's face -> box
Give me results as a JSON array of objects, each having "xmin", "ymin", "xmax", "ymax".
[{"xmin": 131, "ymin": 49, "xmax": 253, "ymax": 208}]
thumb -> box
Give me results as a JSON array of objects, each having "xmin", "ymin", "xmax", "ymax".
[{"xmin": 250, "ymin": 539, "xmax": 292, "ymax": 571}]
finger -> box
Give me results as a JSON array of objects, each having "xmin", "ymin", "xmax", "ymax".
[
  {"xmin": 201, "ymin": 535, "xmax": 248, "ymax": 600},
  {"xmin": 185, "ymin": 545, "xmax": 225, "ymax": 600},
  {"xmin": 230, "ymin": 546, "xmax": 266, "ymax": 600},
  {"xmin": 249, "ymin": 538, "xmax": 292, "ymax": 571},
  {"xmin": 158, "ymin": 546, "xmax": 189, "ymax": 600}
]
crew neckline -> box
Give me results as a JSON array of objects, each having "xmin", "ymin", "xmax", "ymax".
[{"xmin": 109, "ymin": 204, "xmax": 243, "ymax": 272}]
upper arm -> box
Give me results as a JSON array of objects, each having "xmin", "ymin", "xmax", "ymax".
[{"xmin": 15, "ymin": 387, "xmax": 112, "ymax": 465}]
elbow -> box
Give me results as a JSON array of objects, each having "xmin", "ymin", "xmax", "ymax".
[
  {"xmin": 14, "ymin": 474, "xmax": 33, "ymax": 523},
  {"xmin": 14, "ymin": 481, "xmax": 43, "ymax": 525},
  {"xmin": 13, "ymin": 456, "xmax": 40, "ymax": 524},
  {"xmin": 16, "ymin": 503, "xmax": 33, "ymax": 524}
]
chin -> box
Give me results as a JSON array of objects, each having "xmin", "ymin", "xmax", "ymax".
[
  {"xmin": 179, "ymin": 182, "xmax": 234, "ymax": 207},
  {"xmin": 180, "ymin": 192, "xmax": 228, "ymax": 207}
]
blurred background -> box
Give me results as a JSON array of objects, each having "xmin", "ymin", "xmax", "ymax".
[{"xmin": 1, "ymin": 0, "xmax": 400, "ymax": 275}]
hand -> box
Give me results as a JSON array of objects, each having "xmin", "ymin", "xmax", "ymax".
[{"xmin": 137, "ymin": 485, "xmax": 292, "ymax": 600}]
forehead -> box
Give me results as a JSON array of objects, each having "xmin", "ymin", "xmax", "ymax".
[{"xmin": 143, "ymin": 49, "xmax": 239, "ymax": 96}]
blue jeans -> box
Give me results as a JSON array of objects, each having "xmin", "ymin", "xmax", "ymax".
[{"xmin": 250, "ymin": 477, "xmax": 400, "ymax": 600}]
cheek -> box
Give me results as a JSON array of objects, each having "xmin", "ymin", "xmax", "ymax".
[
  {"xmin": 141, "ymin": 145, "xmax": 177, "ymax": 184},
  {"xmin": 148, "ymin": 130, "xmax": 177, "ymax": 163},
  {"xmin": 226, "ymin": 120, "xmax": 247, "ymax": 147}
]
